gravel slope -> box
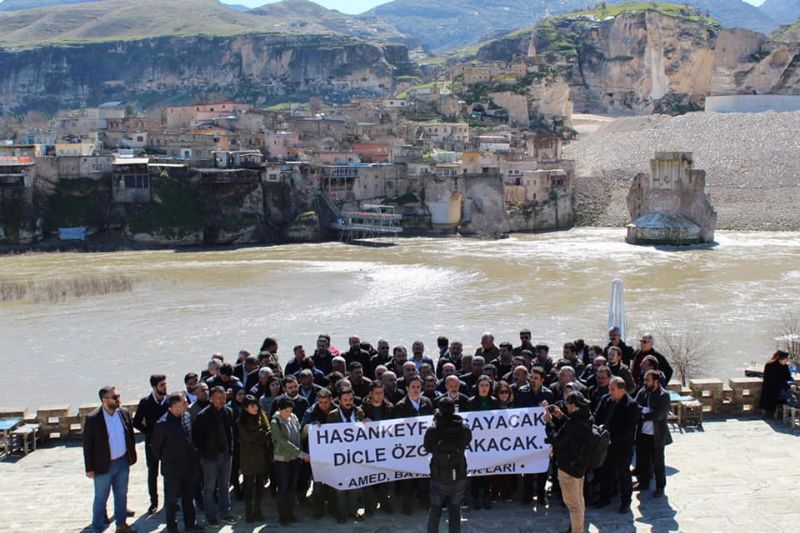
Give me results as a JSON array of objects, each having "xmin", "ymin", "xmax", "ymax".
[{"xmin": 565, "ymin": 111, "xmax": 800, "ymax": 230}]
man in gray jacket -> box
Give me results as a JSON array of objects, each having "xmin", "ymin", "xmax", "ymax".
[{"xmin": 634, "ymin": 370, "xmax": 673, "ymax": 498}]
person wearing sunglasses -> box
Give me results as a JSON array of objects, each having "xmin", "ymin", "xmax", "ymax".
[{"xmin": 83, "ymin": 386, "xmax": 138, "ymax": 533}]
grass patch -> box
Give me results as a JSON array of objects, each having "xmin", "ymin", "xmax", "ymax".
[
  {"xmin": 48, "ymin": 178, "xmax": 104, "ymax": 229},
  {"xmin": 569, "ymin": 2, "xmax": 720, "ymax": 29},
  {"xmin": 128, "ymin": 177, "xmax": 204, "ymax": 239}
]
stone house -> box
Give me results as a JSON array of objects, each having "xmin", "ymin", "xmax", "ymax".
[
  {"xmin": 111, "ymin": 158, "xmax": 151, "ymax": 203},
  {"xmin": 165, "ymin": 102, "xmax": 253, "ymax": 130},
  {"xmin": 264, "ymin": 131, "xmax": 300, "ymax": 160}
]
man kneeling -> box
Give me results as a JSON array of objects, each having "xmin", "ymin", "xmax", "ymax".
[{"xmin": 423, "ymin": 397, "xmax": 472, "ymax": 533}]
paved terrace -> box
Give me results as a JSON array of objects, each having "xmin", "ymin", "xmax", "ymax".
[{"xmin": 0, "ymin": 417, "xmax": 798, "ymax": 533}]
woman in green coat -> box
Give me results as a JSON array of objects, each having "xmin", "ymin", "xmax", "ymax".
[
  {"xmin": 238, "ymin": 395, "xmax": 273, "ymax": 523},
  {"xmin": 271, "ymin": 396, "xmax": 310, "ymax": 526}
]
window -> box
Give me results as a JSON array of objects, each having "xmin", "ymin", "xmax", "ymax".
[{"xmin": 123, "ymin": 175, "xmax": 149, "ymax": 189}]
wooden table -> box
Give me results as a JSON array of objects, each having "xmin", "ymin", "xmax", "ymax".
[
  {"xmin": 9, "ymin": 424, "xmax": 40, "ymax": 455},
  {"xmin": 678, "ymin": 401, "xmax": 704, "ymax": 428}
]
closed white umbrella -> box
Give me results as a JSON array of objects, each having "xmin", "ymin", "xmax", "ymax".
[{"xmin": 607, "ymin": 279, "xmax": 625, "ymax": 342}]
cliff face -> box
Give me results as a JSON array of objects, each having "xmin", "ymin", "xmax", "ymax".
[
  {"xmin": 0, "ymin": 34, "xmax": 411, "ymax": 112},
  {"xmin": 478, "ymin": 10, "xmax": 800, "ymax": 115}
]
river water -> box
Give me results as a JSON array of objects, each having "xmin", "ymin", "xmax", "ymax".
[{"xmin": 2, "ymin": 228, "xmax": 798, "ymax": 409}]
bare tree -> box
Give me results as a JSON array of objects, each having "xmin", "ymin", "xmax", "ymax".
[
  {"xmin": 658, "ymin": 328, "xmax": 710, "ymax": 387},
  {"xmin": 775, "ymin": 312, "xmax": 800, "ymax": 365}
]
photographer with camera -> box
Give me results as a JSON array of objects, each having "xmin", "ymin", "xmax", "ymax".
[{"xmin": 423, "ymin": 397, "xmax": 472, "ymax": 533}]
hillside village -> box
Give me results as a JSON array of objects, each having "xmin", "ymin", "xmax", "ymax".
[{"xmin": 1, "ymin": 1, "xmax": 800, "ymax": 247}]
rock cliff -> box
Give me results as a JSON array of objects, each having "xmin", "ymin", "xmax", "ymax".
[
  {"xmin": 477, "ymin": 8, "xmax": 800, "ymax": 115},
  {"xmin": 0, "ymin": 34, "xmax": 413, "ymax": 113}
]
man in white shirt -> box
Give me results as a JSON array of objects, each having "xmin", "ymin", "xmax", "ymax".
[
  {"xmin": 634, "ymin": 370, "xmax": 673, "ymax": 498},
  {"xmin": 83, "ymin": 385, "xmax": 137, "ymax": 533}
]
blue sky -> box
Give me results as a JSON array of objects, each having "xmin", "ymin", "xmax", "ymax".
[{"xmin": 222, "ymin": 0, "xmax": 765, "ymax": 16}]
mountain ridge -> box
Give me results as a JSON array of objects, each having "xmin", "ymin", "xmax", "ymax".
[
  {"xmin": 759, "ymin": 0, "xmax": 800, "ymax": 25},
  {"xmin": 0, "ymin": 0, "xmax": 408, "ymax": 48},
  {"xmin": 364, "ymin": 0, "xmax": 780, "ymax": 52}
]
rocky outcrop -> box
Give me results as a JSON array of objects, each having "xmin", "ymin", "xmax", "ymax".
[
  {"xmin": 0, "ymin": 34, "xmax": 411, "ymax": 112},
  {"xmin": 477, "ymin": 9, "xmax": 800, "ymax": 115},
  {"xmin": 507, "ymin": 191, "xmax": 573, "ymax": 233},
  {"xmin": 286, "ymin": 211, "xmax": 323, "ymax": 242}
]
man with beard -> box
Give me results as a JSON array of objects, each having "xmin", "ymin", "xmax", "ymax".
[{"xmin": 634, "ymin": 370, "xmax": 673, "ymax": 498}]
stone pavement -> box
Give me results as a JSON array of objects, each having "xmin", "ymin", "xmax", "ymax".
[{"xmin": 1, "ymin": 417, "xmax": 798, "ymax": 533}]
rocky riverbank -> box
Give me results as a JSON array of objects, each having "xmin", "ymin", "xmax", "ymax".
[{"xmin": 566, "ymin": 111, "xmax": 800, "ymax": 231}]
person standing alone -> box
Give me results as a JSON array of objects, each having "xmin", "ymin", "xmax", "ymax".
[
  {"xmin": 423, "ymin": 397, "xmax": 472, "ymax": 533},
  {"xmin": 83, "ymin": 386, "xmax": 138, "ymax": 533}
]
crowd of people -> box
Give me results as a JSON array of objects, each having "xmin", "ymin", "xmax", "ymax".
[{"xmin": 83, "ymin": 326, "xmax": 679, "ymax": 533}]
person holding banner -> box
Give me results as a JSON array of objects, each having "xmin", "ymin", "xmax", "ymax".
[
  {"xmin": 465, "ymin": 375, "xmax": 498, "ymax": 510},
  {"xmin": 548, "ymin": 391, "xmax": 594, "ymax": 533},
  {"xmin": 437, "ymin": 374, "xmax": 470, "ymax": 413},
  {"xmin": 517, "ymin": 367, "xmax": 555, "ymax": 507},
  {"xmin": 270, "ymin": 396, "xmax": 309, "ymax": 526},
  {"xmin": 362, "ymin": 381, "xmax": 395, "ymax": 515},
  {"xmin": 394, "ymin": 375, "xmax": 435, "ymax": 514},
  {"xmin": 300, "ymin": 388, "xmax": 336, "ymax": 519},
  {"xmin": 423, "ymin": 397, "xmax": 472, "ymax": 533},
  {"xmin": 326, "ymin": 388, "xmax": 365, "ymax": 523}
]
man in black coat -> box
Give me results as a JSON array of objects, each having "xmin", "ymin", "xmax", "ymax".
[
  {"xmin": 394, "ymin": 376, "xmax": 434, "ymax": 515},
  {"xmin": 343, "ymin": 335, "xmax": 372, "ymax": 370},
  {"xmin": 436, "ymin": 375, "xmax": 470, "ymax": 413},
  {"xmin": 362, "ymin": 381, "xmax": 395, "ymax": 515},
  {"xmin": 515, "ymin": 366, "xmax": 555, "ymax": 506},
  {"xmin": 132, "ymin": 374, "xmax": 169, "ymax": 515},
  {"xmin": 631, "ymin": 334, "xmax": 673, "ymax": 386},
  {"xmin": 423, "ymin": 397, "xmax": 472, "ymax": 533},
  {"xmin": 548, "ymin": 392, "xmax": 593, "ymax": 533},
  {"xmin": 192, "ymin": 386, "xmax": 236, "ymax": 526},
  {"xmin": 634, "ymin": 370, "xmax": 673, "ymax": 498},
  {"xmin": 604, "ymin": 327, "xmax": 635, "ymax": 366},
  {"xmin": 594, "ymin": 377, "xmax": 641, "ymax": 512},
  {"xmin": 269, "ymin": 375, "xmax": 310, "ymax": 420},
  {"xmin": 368, "ymin": 340, "xmax": 393, "ymax": 380},
  {"xmin": 83, "ymin": 386, "xmax": 137, "ymax": 533},
  {"xmin": 151, "ymin": 393, "xmax": 204, "ymax": 532}
]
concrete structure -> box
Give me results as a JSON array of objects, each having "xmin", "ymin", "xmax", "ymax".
[
  {"xmin": 54, "ymin": 141, "xmax": 96, "ymax": 156},
  {"xmin": 34, "ymin": 156, "xmax": 113, "ymax": 181},
  {"xmin": 2, "ymin": 416, "xmax": 796, "ymax": 532},
  {"xmin": 626, "ymin": 152, "xmax": 717, "ymax": 245},
  {"xmin": 421, "ymin": 122, "xmax": 470, "ymax": 144},
  {"xmin": 111, "ymin": 158, "xmax": 151, "ymax": 204},
  {"xmin": 165, "ymin": 102, "xmax": 253, "ymax": 129},
  {"xmin": 705, "ymin": 94, "xmax": 800, "ymax": 113}
]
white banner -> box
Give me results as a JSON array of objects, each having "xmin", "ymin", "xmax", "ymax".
[{"xmin": 309, "ymin": 407, "xmax": 551, "ymax": 490}]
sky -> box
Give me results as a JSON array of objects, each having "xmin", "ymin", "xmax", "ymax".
[{"xmin": 222, "ymin": 0, "xmax": 768, "ymax": 14}]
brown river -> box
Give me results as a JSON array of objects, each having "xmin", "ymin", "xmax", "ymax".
[{"xmin": 2, "ymin": 228, "xmax": 798, "ymax": 409}]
